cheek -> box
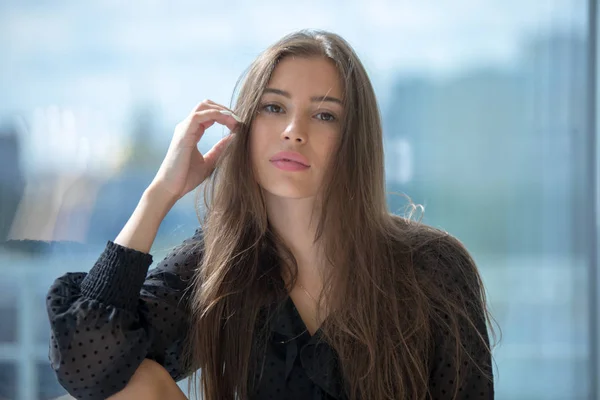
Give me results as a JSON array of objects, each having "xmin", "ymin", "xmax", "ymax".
[
  {"xmin": 316, "ymin": 134, "xmax": 340, "ymax": 166},
  {"xmin": 249, "ymin": 119, "xmax": 276, "ymax": 149}
]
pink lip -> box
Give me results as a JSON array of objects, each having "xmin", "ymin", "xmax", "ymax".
[
  {"xmin": 269, "ymin": 151, "xmax": 310, "ymax": 168},
  {"xmin": 271, "ymin": 160, "xmax": 310, "ymax": 171}
]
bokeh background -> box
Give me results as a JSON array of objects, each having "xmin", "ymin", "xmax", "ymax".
[{"xmin": 0, "ymin": 0, "xmax": 597, "ymax": 399}]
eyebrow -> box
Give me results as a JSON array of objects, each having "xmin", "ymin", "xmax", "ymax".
[{"xmin": 263, "ymin": 88, "xmax": 343, "ymax": 105}]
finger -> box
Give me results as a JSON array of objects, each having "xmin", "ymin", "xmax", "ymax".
[
  {"xmin": 191, "ymin": 100, "xmax": 243, "ymax": 126},
  {"xmin": 203, "ymin": 134, "xmax": 235, "ymax": 171},
  {"xmin": 188, "ymin": 109, "xmax": 239, "ymax": 137},
  {"xmin": 192, "ymin": 99, "xmax": 236, "ymax": 115},
  {"xmin": 199, "ymin": 120, "xmax": 216, "ymax": 132},
  {"xmin": 217, "ymin": 110, "xmax": 243, "ymax": 124}
]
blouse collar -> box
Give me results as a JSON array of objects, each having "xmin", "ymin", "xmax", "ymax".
[{"xmin": 266, "ymin": 296, "xmax": 345, "ymax": 399}]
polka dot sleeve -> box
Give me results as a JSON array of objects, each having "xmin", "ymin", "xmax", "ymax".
[
  {"xmin": 45, "ymin": 228, "xmax": 204, "ymax": 400},
  {"xmin": 415, "ymin": 233, "xmax": 494, "ymax": 399}
]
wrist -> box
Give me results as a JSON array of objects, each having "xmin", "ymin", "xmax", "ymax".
[{"xmin": 142, "ymin": 184, "xmax": 178, "ymax": 216}]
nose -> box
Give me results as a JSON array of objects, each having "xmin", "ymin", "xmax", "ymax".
[{"xmin": 280, "ymin": 116, "xmax": 307, "ymax": 143}]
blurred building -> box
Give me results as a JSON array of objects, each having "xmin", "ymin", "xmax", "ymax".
[{"xmin": 384, "ymin": 31, "xmax": 590, "ymax": 399}]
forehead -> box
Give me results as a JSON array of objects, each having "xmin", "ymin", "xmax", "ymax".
[{"xmin": 266, "ymin": 56, "xmax": 343, "ymax": 98}]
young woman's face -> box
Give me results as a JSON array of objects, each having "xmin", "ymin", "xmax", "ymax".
[{"xmin": 250, "ymin": 56, "xmax": 344, "ymax": 199}]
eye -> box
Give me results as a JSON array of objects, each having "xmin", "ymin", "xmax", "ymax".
[
  {"xmin": 262, "ymin": 104, "xmax": 283, "ymax": 114},
  {"xmin": 315, "ymin": 112, "xmax": 336, "ymax": 122}
]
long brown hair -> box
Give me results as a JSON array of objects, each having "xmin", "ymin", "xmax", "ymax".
[{"xmin": 183, "ymin": 29, "xmax": 496, "ymax": 400}]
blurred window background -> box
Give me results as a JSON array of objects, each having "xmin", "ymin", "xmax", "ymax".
[{"xmin": 0, "ymin": 1, "xmax": 598, "ymax": 399}]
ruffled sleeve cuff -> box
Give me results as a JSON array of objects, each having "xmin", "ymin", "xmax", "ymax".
[{"xmin": 80, "ymin": 240, "xmax": 153, "ymax": 311}]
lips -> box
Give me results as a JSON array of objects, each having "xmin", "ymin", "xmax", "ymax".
[{"xmin": 269, "ymin": 151, "xmax": 310, "ymax": 167}]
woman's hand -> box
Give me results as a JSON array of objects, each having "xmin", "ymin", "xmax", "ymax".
[
  {"xmin": 150, "ymin": 100, "xmax": 241, "ymax": 201},
  {"xmin": 107, "ymin": 359, "xmax": 188, "ymax": 400}
]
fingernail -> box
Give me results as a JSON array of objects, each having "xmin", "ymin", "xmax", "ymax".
[{"xmin": 219, "ymin": 110, "xmax": 243, "ymax": 123}]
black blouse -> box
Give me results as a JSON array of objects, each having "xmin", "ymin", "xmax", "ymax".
[{"xmin": 28, "ymin": 227, "xmax": 493, "ymax": 399}]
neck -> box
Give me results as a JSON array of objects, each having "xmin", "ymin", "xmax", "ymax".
[{"xmin": 264, "ymin": 192, "xmax": 324, "ymax": 281}]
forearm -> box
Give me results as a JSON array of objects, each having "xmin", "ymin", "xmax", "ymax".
[{"xmin": 114, "ymin": 184, "xmax": 178, "ymax": 253}]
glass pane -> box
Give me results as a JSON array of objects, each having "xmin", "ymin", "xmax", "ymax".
[
  {"xmin": 34, "ymin": 293, "xmax": 52, "ymax": 344},
  {"xmin": 0, "ymin": 305, "xmax": 17, "ymax": 344},
  {"xmin": 0, "ymin": 1, "xmax": 593, "ymax": 399},
  {"xmin": 0, "ymin": 362, "xmax": 17, "ymax": 400},
  {"xmin": 0, "ymin": 267, "xmax": 17, "ymax": 344},
  {"xmin": 383, "ymin": 2, "xmax": 590, "ymax": 399},
  {"xmin": 37, "ymin": 362, "xmax": 69, "ymax": 400}
]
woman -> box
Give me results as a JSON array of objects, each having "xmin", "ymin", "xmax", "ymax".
[{"xmin": 38, "ymin": 30, "xmax": 495, "ymax": 399}]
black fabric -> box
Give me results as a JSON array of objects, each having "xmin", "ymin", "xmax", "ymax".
[{"xmin": 13, "ymin": 227, "xmax": 493, "ymax": 399}]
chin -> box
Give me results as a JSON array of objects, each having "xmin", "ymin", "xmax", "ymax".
[{"xmin": 260, "ymin": 184, "xmax": 316, "ymax": 200}]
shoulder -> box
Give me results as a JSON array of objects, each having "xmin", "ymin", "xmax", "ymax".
[
  {"xmin": 164, "ymin": 227, "xmax": 205, "ymax": 257},
  {"xmin": 95, "ymin": 227, "xmax": 205, "ymax": 279},
  {"xmin": 405, "ymin": 222, "xmax": 474, "ymax": 272},
  {"xmin": 179, "ymin": 227, "xmax": 204, "ymax": 249},
  {"xmin": 394, "ymin": 219, "xmax": 483, "ymax": 301},
  {"xmin": 395, "ymin": 218, "xmax": 492, "ymax": 340},
  {"xmin": 389, "ymin": 217, "xmax": 474, "ymax": 271},
  {"xmin": 146, "ymin": 227, "xmax": 205, "ymax": 280}
]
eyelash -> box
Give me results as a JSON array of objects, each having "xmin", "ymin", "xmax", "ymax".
[{"xmin": 260, "ymin": 103, "xmax": 337, "ymax": 123}]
